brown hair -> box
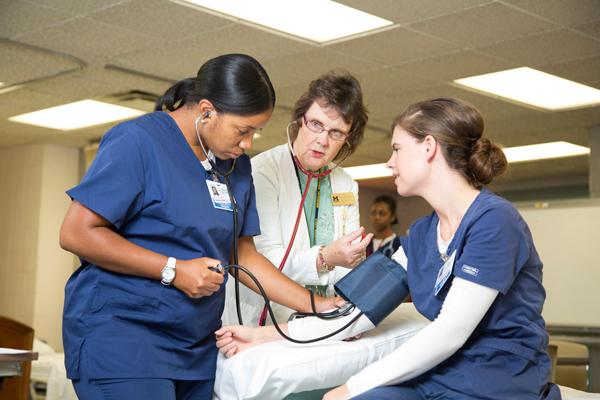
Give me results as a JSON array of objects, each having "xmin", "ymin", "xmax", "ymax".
[
  {"xmin": 392, "ymin": 97, "xmax": 507, "ymax": 188},
  {"xmin": 289, "ymin": 71, "xmax": 369, "ymax": 162}
]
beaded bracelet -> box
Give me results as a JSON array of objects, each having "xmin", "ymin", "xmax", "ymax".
[{"xmin": 319, "ymin": 245, "xmax": 335, "ymax": 271}]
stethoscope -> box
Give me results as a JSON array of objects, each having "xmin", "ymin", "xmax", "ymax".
[{"xmin": 194, "ymin": 112, "xmax": 362, "ymax": 343}]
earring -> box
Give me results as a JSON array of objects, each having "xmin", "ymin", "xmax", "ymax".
[{"xmin": 201, "ymin": 119, "xmax": 206, "ymax": 124}]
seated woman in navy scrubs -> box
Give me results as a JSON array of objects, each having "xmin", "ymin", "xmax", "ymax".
[
  {"xmin": 216, "ymin": 97, "xmax": 560, "ymax": 400},
  {"xmin": 59, "ymin": 54, "xmax": 343, "ymax": 400}
]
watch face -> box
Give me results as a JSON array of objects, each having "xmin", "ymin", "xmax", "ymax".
[{"xmin": 162, "ymin": 267, "xmax": 175, "ymax": 281}]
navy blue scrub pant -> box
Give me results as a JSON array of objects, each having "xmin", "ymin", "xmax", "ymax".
[{"xmin": 73, "ymin": 377, "xmax": 214, "ymax": 400}]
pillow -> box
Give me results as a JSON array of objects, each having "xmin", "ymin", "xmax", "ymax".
[{"xmin": 213, "ymin": 303, "xmax": 429, "ymax": 400}]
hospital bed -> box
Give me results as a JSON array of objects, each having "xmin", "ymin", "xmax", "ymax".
[
  {"xmin": 29, "ymin": 339, "xmax": 76, "ymax": 400},
  {"xmin": 213, "ymin": 303, "xmax": 600, "ymax": 400}
]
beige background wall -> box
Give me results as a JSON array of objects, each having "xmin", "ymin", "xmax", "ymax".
[{"xmin": 0, "ymin": 143, "xmax": 79, "ymax": 351}]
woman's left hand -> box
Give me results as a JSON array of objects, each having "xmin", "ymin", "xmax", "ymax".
[{"xmin": 323, "ymin": 384, "xmax": 350, "ymax": 400}]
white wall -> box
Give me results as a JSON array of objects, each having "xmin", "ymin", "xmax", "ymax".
[
  {"xmin": 0, "ymin": 143, "xmax": 79, "ymax": 351},
  {"xmin": 518, "ymin": 201, "xmax": 600, "ymax": 328}
]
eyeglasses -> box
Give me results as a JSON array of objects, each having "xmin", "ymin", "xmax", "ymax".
[{"xmin": 302, "ymin": 114, "xmax": 350, "ymax": 142}]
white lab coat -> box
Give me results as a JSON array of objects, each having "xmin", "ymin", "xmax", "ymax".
[{"xmin": 223, "ymin": 144, "xmax": 361, "ymax": 327}]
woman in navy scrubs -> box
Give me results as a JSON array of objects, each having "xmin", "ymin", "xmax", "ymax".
[
  {"xmin": 59, "ymin": 54, "xmax": 342, "ymax": 400},
  {"xmin": 326, "ymin": 97, "xmax": 561, "ymax": 399}
]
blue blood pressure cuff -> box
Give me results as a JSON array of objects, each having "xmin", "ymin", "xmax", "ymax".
[{"xmin": 334, "ymin": 251, "xmax": 410, "ymax": 326}]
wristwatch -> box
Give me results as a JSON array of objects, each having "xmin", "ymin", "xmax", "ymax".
[{"xmin": 161, "ymin": 257, "xmax": 177, "ymax": 286}]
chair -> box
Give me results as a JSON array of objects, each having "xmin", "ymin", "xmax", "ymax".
[
  {"xmin": 0, "ymin": 315, "xmax": 34, "ymax": 400},
  {"xmin": 548, "ymin": 340, "xmax": 590, "ymax": 391}
]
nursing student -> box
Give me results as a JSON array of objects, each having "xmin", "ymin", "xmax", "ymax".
[
  {"xmin": 216, "ymin": 97, "xmax": 560, "ymax": 400},
  {"xmin": 59, "ymin": 54, "xmax": 342, "ymax": 400},
  {"xmin": 365, "ymin": 195, "xmax": 401, "ymax": 259},
  {"xmin": 223, "ymin": 72, "xmax": 372, "ymax": 326}
]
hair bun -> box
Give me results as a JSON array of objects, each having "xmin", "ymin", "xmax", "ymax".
[{"xmin": 469, "ymin": 138, "xmax": 507, "ymax": 185}]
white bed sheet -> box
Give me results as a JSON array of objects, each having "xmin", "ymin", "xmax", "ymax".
[
  {"xmin": 213, "ymin": 303, "xmax": 429, "ymax": 400},
  {"xmin": 213, "ymin": 303, "xmax": 600, "ymax": 400}
]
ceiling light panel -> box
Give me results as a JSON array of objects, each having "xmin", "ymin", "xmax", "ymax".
[
  {"xmin": 345, "ymin": 163, "xmax": 392, "ymax": 180},
  {"xmin": 503, "ymin": 141, "xmax": 589, "ymax": 163},
  {"xmin": 454, "ymin": 67, "xmax": 600, "ymax": 111},
  {"xmin": 178, "ymin": 0, "xmax": 393, "ymax": 43},
  {"xmin": 8, "ymin": 100, "xmax": 146, "ymax": 131}
]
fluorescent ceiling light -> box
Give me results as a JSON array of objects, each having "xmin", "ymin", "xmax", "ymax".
[
  {"xmin": 346, "ymin": 142, "xmax": 589, "ymax": 180},
  {"xmin": 345, "ymin": 163, "xmax": 392, "ymax": 180},
  {"xmin": 503, "ymin": 141, "xmax": 589, "ymax": 163},
  {"xmin": 9, "ymin": 100, "xmax": 146, "ymax": 130},
  {"xmin": 454, "ymin": 67, "xmax": 600, "ymax": 111},
  {"xmin": 179, "ymin": 0, "xmax": 393, "ymax": 43}
]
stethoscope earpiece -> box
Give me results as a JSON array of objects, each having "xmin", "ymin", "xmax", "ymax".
[{"xmin": 200, "ymin": 110, "xmax": 211, "ymax": 124}]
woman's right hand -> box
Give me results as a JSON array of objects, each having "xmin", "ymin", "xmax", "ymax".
[
  {"xmin": 174, "ymin": 257, "xmax": 225, "ymax": 298},
  {"xmin": 321, "ymin": 227, "xmax": 373, "ymax": 270}
]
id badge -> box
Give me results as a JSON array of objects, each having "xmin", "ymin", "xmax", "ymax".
[
  {"xmin": 206, "ymin": 180, "xmax": 233, "ymax": 211},
  {"xmin": 435, "ymin": 250, "xmax": 456, "ymax": 296}
]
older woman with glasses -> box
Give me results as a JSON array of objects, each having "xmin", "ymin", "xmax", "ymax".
[{"xmin": 223, "ymin": 71, "xmax": 372, "ymax": 327}]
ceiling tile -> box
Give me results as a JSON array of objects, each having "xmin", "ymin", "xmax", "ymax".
[
  {"xmin": 487, "ymin": 112, "xmax": 584, "ymax": 139},
  {"xmin": 262, "ymin": 70, "xmax": 311, "ymax": 108},
  {"xmin": 396, "ymin": 50, "xmax": 517, "ymax": 81},
  {"xmin": 365, "ymin": 83, "xmax": 501, "ymax": 125},
  {"xmin": 75, "ymin": 64, "xmax": 174, "ymax": 100},
  {"xmin": 0, "ymin": 0, "xmax": 72, "ymax": 38},
  {"xmin": 25, "ymin": 0, "xmax": 125, "ymax": 15},
  {"xmin": 571, "ymin": 19, "xmax": 600, "ymax": 40},
  {"xmin": 87, "ymin": 0, "xmax": 232, "ymax": 40},
  {"xmin": 335, "ymin": 0, "xmax": 489, "ymax": 24},
  {"xmin": 501, "ymin": 0, "xmax": 600, "ymax": 26},
  {"xmin": 539, "ymin": 54, "xmax": 600, "ymax": 85},
  {"xmin": 408, "ymin": 2, "xmax": 557, "ymax": 47},
  {"xmin": 262, "ymin": 48, "xmax": 379, "ymax": 79},
  {"xmin": 0, "ymin": 88, "xmax": 73, "ymax": 116},
  {"xmin": 0, "ymin": 40, "xmax": 77, "ymax": 72},
  {"xmin": 329, "ymin": 27, "xmax": 461, "ymax": 65},
  {"xmin": 21, "ymin": 17, "xmax": 164, "ymax": 59},
  {"xmin": 112, "ymin": 43, "xmax": 217, "ymax": 78},
  {"xmin": 477, "ymin": 28, "xmax": 600, "ymax": 66},
  {"xmin": 359, "ymin": 67, "xmax": 439, "ymax": 98},
  {"xmin": 0, "ymin": 62, "xmax": 62, "ymax": 88},
  {"xmin": 176, "ymin": 24, "xmax": 311, "ymax": 61}
]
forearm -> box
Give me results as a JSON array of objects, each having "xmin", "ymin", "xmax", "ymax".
[
  {"xmin": 60, "ymin": 201, "xmax": 166, "ymax": 280},
  {"xmin": 237, "ymin": 236, "xmax": 316, "ymax": 313},
  {"xmin": 346, "ymin": 278, "xmax": 498, "ymax": 397}
]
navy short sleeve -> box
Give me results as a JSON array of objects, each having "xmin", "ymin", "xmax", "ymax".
[
  {"xmin": 67, "ymin": 126, "xmax": 145, "ymax": 229},
  {"xmin": 454, "ymin": 202, "xmax": 533, "ymax": 294}
]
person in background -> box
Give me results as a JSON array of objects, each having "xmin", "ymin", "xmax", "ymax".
[
  {"xmin": 59, "ymin": 54, "xmax": 342, "ymax": 400},
  {"xmin": 216, "ymin": 97, "xmax": 559, "ymax": 400},
  {"xmin": 223, "ymin": 71, "xmax": 372, "ymax": 327},
  {"xmin": 365, "ymin": 195, "xmax": 401, "ymax": 259}
]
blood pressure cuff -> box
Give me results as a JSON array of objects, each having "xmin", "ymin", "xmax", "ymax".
[{"xmin": 334, "ymin": 251, "xmax": 410, "ymax": 326}]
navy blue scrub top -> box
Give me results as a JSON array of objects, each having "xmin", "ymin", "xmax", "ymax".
[
  {"xmin": 63, "ymin": 111, "xmax": 260, "ymax": 381},
  {"xmin": 400, "ymin": 188, "xmax": 560, "ymax": 399}
]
